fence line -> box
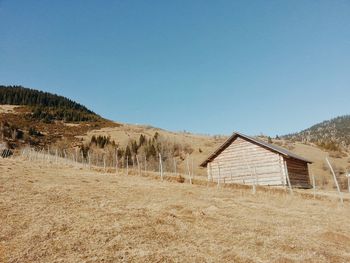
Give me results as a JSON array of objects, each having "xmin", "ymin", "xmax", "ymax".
[
  {"xmin": 20, "ymin": 147, "xmax": 194, "ymax": 183},
  {"xmin": 16, "ymin": 147, "xmax": 350, "ymax": 203}
]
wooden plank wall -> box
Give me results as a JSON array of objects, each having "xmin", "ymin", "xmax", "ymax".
[
  {"xmin": 208, "ymin": 137, "xmax": 285, "ymax": 186},
  {"xmin": 286, "ymin": 158, "xmax": 310, "ymax": 187}
]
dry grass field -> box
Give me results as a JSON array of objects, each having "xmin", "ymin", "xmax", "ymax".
[
  {"xmin": 82, "ymin": 123, "xmax": 225, "ymax": 176},
  {"xmin": 1, "ymin": 158, "xmax": 350, "ymax": 262}
]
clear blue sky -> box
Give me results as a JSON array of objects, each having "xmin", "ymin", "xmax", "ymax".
[{"xmin": 1, "ymin": 1, "xmax": 349, "ymax": 136}]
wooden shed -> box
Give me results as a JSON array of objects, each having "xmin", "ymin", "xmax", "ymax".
[{"xmin": 200, "ymin": 132, "xmax": 312, "ymax": 188}]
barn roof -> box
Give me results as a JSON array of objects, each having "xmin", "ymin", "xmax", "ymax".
[{"xmin": 200, "ymin": 132, "xmax": 312, "ymax": 167}]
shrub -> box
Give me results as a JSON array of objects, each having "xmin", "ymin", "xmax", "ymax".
[{"xmin": 177, "ymin": 175, "xmax": 185, "ymax": 183}]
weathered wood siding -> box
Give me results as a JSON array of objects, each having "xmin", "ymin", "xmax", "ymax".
[
  {"xmin": 286, "ymin": 158, "xmax": 310, "ymax": 187},
  {"xmin": 208, "ymin": 137, "xmax": 285, "ymax": 186}
]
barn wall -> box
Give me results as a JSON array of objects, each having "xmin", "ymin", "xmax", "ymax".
[
  {"xmin": 285, "ymin": 158, "xmax": 310, "ymax": 187},
  {"xmin": 208, "ymin": 137, "xmax": 285, "ymax": 186}
]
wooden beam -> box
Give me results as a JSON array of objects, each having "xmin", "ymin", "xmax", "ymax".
[{"xmin": 326, "ymin": 157, "xmax": 343, "ymax": 204}]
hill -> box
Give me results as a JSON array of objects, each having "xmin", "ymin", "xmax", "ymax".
[
  {"xmin": 0, "ymin": 85, "xmax": 225, "ymax": 176},
  {"xmin": 1, "ymin": 157, "xmax": 350, "ymax": 262},
  {"xmin": 0, "ymin": 86, "xmax": 116, "ymax": 149},
  {"xmin": 1, "ymin": 85, "xmax": 349, "ymax": 188},
  {"xmin": 0, "ymin": 85, "xmax": 100, "ymax": 122},
  {"xmin": 282, "ymin": 115, "xmax": 350, "ymax": 151},
  {"xmin": 80, "ymin": 123, "xmax": 225, "ymax": 176}
]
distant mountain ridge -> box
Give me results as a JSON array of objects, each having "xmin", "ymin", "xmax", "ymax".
[{"xmin": 282, "ymin": 115, "xmax": 350, "ymax": 150}]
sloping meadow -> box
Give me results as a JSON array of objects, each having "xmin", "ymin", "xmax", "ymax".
[{"xmin": 1, "ymin": 157, "xmax": 350, "ymax": 262}]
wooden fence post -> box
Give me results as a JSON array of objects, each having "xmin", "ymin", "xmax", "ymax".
[
  {"xmin": 47, "ymin": 146, "xmax": 50, "ymax": 163},
  {"xmin": 311, "ymin": 171, "xmax": 316, "ymax": 199},
  {"xmin": 186, "ymin": 154, "xmax": 192, "ymax": 184},
  {"xmin": 136, "ymin": 155, "xmax": 141, "ymax": 176},
  {"xmin": 245, "ymin": 161, "xmax": 255, "ymax": 194},
  {"xmin": 284, "ymin": 161, "xmax": 293, "ymax": 195},
  {"xmin": 75, "ymin": 148, "xmax": 78, "ymax": 166},
  {"xmin": 159, "ymin": 153, "xmax": 163, "ymax": 181},
  {"xmin": 326, "ymin": 157, "xmax": 343, "ymax": 204},
  {"xmin": 217, "ymin": 162, "xmax": 221, "ymax": 188},
  {"xmin": 126, "ymin": 156, "xmax": 129, "ymax": 176},
  {"xmin": 191, "ymin": 157, "xmax": 194, "ymax": 182},
  {"xmin": 173, "ymin": 158, "xmax": 177, "ymax": 176},
  {"xmin": 88, "ymin": 151, "xmax": 91, "ymax": 170},
  {"xmin": 103, "ymin": 155, "xmax": 106, "ymax": 174},
  {"xmin": 243, "ymin": 150, "xmax": 256, "ymax": 194},
  {"xmin": 132, "ymin": 156, "xmax": 135, "ymax": 169},
  {"xmin": 115, "ymin": 148, "xmax": 118, "ymax": 176},
  {"xmin": 254, "ymin": 166, "xmax": 258, "ymax": 186},
  {"xmin": 81, "ymin": 151, "xmax": 84, "ymax": 167}
]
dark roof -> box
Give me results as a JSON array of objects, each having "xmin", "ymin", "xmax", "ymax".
[{"xmin": 200, "ymin": 132, "xmax": 312, "ymax": 167}]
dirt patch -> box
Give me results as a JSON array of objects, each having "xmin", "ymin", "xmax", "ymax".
[{"xmin": 0, "ymin": 105, "xmax": 20, "ymax": 114}]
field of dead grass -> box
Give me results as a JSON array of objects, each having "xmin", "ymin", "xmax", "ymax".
[
  {"xmin": 1, "ymin": 157, "xmax": 350, "ymax": 263},
  {"xmin": 82, "ymin": 123, "xmax": 225, "ymax": 176}
]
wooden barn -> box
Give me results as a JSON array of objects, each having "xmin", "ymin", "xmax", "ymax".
[{"xmin": 200, "ymin": 132, "xmax": 312, "ymax": 188}]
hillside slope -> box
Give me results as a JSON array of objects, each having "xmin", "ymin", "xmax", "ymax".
[
  {"xmin": 1, "ymin": 157, "xmax": 350, "ymax": 262},
  {"xmin": 0, "ymin": 85, "xmax": 100, "ymax": 122},
  {"xmin": 0, "ymin": 86, "xmax": 115, "ymax": 149},
  {"xmin": 81, "ymin": 123, "xmax": 226, "ymax": 176},
  {"xmin": 1, "ymin": 85, "xmax": 349, "ymax": 186},
  {"xmin": 0, "ymin": 105, "xmax": 116, "ymax": 149},
  {"xmin": 283, "ymin": 115, "xmax": 350, "ymax": 150}
]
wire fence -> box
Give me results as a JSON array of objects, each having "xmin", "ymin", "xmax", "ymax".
[
  {"xmin": 18, "ymin": 147, "xmax": 350, "ymax": 204},
  {"xmin": 20, "ymin": 147, "xmax": 197, "ymax": 184}
]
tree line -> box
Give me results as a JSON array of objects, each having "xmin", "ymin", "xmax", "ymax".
[{"xmin": 0, "ymin": 85, "xmax": 100, "ymax": 122}]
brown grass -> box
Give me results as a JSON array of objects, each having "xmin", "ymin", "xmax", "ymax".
[
  {"xmin": 1, "ymin": 158, "xmax": 350, "ymax": 262},
  {"xmin": 2, "ymin": 104, "xmax": 350, "ymax": 191},
  {"xmin": 84, "ymin": 128, "xmax": 350, "ymax": 189},
  {"xmin": 82, "ymin": 123, "xmax": 225, "ymax": 176},
  {"xmin": 0, "ymin": 106, "xmax": 119, "ymax": 149}
]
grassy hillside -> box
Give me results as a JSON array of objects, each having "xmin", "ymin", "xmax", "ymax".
[
  {"xmin": 1, "ymin": 85, "xmax": 349, "ymax": 187},
  {"xmin": 2, "ymin": 104, "xmax": 347, "ymax": 187},
  {"xmin": 80, "ymin": 123, "xmax": 226, "ymax": 176},
  {"xmin": 1, "ymin": 157, "xmax": 350, "ymax": 262},
  {"xmin": 0, "ymin": 86, "xmax": 116, "ymax": 149},
  {"xmin": 283, "ymin": 115, "xmax": 350, "ymax": 151},
  {"xmin": 0, "ymin": 85, "xmax": 100, "ymax": 122},
  {"xmin": 0, "ymin": 105, "xmax": 117, "ymax": 149}
]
